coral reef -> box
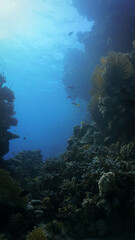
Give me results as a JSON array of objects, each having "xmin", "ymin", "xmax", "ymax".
[
  {"xmin": 3, "ymin": 121, "xmax": 135, "ymax": 239},
  {"xmin": 98, "ymin": 172, "xmax": 116, "ymax": 198},
  {"xmin": 0, "ymin": 234, "xmax": 7, "ymax": 240},
  {"xmin": 63, "ymin": 0, "xmax": 135, "ymax": 101},
  {"xmin": 26, "ymin": 227, "xmax": 47, "ymax": 240},
  {"xmin": 89, "ymin": 49, "xmax": 135, "ymax": 143},
  {"xmin": 7, "ymin": 150, "xmax": 43, "ymax": 195},
  {"xmin": 0, "ymin": 17, "xmax": 135, "ymax": 240},
  {"xmin": 0, "ymin": 169, "xmax": 21, "ymax": 207},
  {"xmin": 0, "ymin": 169, "xmax": 27, "ymax": 239},
  {"xmin": 0, "ymin": 74, "xmax": 18, "ymax": 160}
]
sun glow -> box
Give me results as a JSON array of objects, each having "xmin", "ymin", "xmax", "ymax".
[
  {"xmin": 0, "ymin": 0, "xmax": 93, "ymax": 68},
  {"xmin": 0, "ymin": 0, "xmax": 42, "ymax": 39},
  {"xmin": 0, "ymin": 0, "xmax": 92, "ymax": 42}
]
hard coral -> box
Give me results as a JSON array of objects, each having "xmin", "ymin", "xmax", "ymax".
[
  {"xmin": 0, "ymin": 169, "xmax": 21, "ymax": 207},
  {"xmin": 89, "ymin": 49, "xmax": 135, "ymax": 142},
  {"xmin": 26, "ymin": 227, "xmax": 47, "ymax": 240},
  {"xmin": 0, "ymin": 73, "xmax": 18, "ymax": 159},
  {"xmin": 98, "ymin": 172, "xmax": 116, "ymax": 198},
  {"xmin": 0, "ymin": 234, "xmax": 7, "ymax": 240}
]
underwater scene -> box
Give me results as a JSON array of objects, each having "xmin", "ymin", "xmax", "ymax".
[{"xmin": 0, "ymin": 0, "xmax": 135, "ymax": 239}]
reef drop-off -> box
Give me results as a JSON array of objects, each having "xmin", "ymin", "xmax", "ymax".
[{"xmin": 0, "ymin": 43, "xmax": 135, "ymax": 240}]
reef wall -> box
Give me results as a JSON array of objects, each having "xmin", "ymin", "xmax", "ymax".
[
  {"xmin": 1, "ymin": 46, "xmax": 134, "ymax": 240},
  {"xmin": 88, "ymin": 46, "xmax": 135, "ymax": 144},
  {"xmin": 63, "ymin": 0, "xmax": 135, "ymax": 101},
  {"xmin": 0, "ymin": 74, "xmax": 18, "ymax": 161}
]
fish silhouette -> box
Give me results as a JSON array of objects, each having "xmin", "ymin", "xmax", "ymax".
[
  {"xmin": 66, "ymin": 85, "xmax": 75, "ymax": 89},
  {"xmin": 68, "ymin": 31, "xmax": 73, "ymax": 36},
  {"xmin": 72, "ymin": 102, "xmax": 79, "ymax": 107}
]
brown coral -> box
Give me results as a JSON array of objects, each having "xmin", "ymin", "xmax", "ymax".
[{"xmin": 89, "ymin": 49, "xmax": 135, "ymax": 142}]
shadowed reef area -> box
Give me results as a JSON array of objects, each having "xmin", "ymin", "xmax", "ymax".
[
  {"xmin": 0, "ymin": 74, "xmax": 19, "ymax": 160},
  {"xmin": 63, "ymin": 0, "xmax": 135, "ymax": 101},
  {"xmin": 0, "ymin": 0, "xmax": 135, "ymax": 239},
  {"xmin": 0, "ymin": 45, "xmax": 135, "ymax": 239}
]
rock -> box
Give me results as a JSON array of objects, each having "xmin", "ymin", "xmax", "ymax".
[
  {"xmin": 31, "ymin": 199, "xmax": 42, "ymax": 205},
  {"xmin": 25, "ymin": 204, "xmax": 34, "ymax": 211},
  {"xmin": 34, "ymin": 210, "xmax": 44, "ymax": 218},
  {"xmin": 97, "ymin": 199, "xmax": 111, "ymax": 215},
  {"xmin": 98, "ymin": 172, "xmax": 116, "ymax": 198},
  {"xmin": 96, "ymin": 219, "xmax": 108, "ymax": 236}
]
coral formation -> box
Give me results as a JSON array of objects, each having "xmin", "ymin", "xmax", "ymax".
[
  {"xmin": 89, "ymin": 49, "xmax": 135, "ymax": 143},
  {"xmin": 0, "ymin": 8, "xmax": 135, "ymax": 238},
  {"xmin": 7, "ymin": 150, "xmax": 43, "ymax": 195},
  {"xmin": 0, "ymin": 74, "xmax": 18, "ymax": 160},
  {"xmin": 63, "ymin": 0, "xmax": 135, "ymax": 101},
  {"xmin": 0, "ymin": 234, "xmax": 7, "ymax": 240},
  {"xmin": 3, "ymin": 121, "xmax": 135, "ymax": 239},
  {"xmin": 0, "ymin": 169, "xmax": 21, "ymax": 207},
  {"xmin": 26, "ymin": 227, "xmax": 47, "ymax": 240},
  {"xmin": 98, "ymin": 172, "xmax": 116, "ymax": 198}
]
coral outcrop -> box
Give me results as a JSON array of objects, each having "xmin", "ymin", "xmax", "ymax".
[
  {"xmin": 0, "ymin": 22, "xmax": 135, "ymax": 240},
  {"xmin": 0, "ymin": 169, "xmax": 21, "ymax": 206},
  {"xmin": 1, "ymin": 49, "xmax": 135, "ymax": 237},
  {"xmin": 63, "ymin": 0, "xmax": 135, "ymax": 101},
  {"xmin": 2, "ymin": 121, "xmax": 134, "ymax": 239},
  {"xmin": 0, "ymin": 74, "xmax": 18, "ymax": 160},
  {"xmin": 26, "ymin": 227, "xmax": 47, "ymax": 240},
  {"xmin": 89, "ymin": 48, "xmax": 135, "ymax": 143}
]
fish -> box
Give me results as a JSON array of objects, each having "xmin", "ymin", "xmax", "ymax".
[
  {"xmin": 23, "ymin": 137, "xmax": 27, "ymax": 140},
  {"xmin": 66, "ymin": 96, "xmax": 71, "ymax": 98},
  {"xmin": 72, "ymin": 102, "xmax": 80, "ymax": 107},
  {"xmin": 66, "ymin": 85, "xmax": 75, "ymax": 89},
  {"xmin": 68, "ymin": 31, "xmax": 73, "ymax": 36}
]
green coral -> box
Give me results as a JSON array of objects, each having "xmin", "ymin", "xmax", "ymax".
[{"xmin": 26, "ymin": 227, "xmax": 47, "ymax": 240}]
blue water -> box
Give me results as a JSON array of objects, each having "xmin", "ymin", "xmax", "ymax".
[{"xmin": 0, "ymin": 0, "xmax": 93, "ymax": 159}]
